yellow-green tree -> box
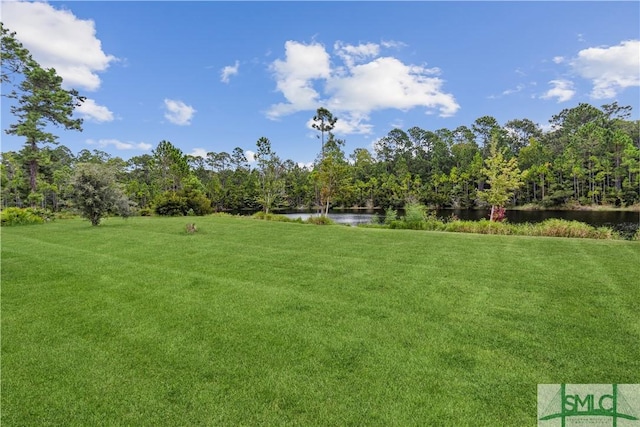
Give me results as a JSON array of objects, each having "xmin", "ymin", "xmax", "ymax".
[
  {"xmin": 478, "ymin": 136, "xmax": 523, "ymax": 221},
  {"xmin": 255, "ymin": 137, "xmax": 284, "ymax": 214},
  {"xmin": 313, "ymin": 133, "xmax": 351, "ymax": 216}
]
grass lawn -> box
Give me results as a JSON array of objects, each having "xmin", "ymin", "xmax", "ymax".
[{"xmin": 2, "ymin": 216, "xmax": 639, "ymax": 426}]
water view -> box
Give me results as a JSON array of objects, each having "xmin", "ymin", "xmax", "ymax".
[{"xmin": 283, "ymin": 209, "xmax": 640, "ymax": 236}]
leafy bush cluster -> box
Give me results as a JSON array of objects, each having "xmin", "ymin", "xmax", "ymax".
[
  {"xmin": 71, "ymin": 163, "xmax": 132, "ymax": 226},
  {"xmin": 305, "ymin": 215, "xmax": 335, "ymax": 225},
  {"xmin": 1, "ymin": 207, "xmax": 49, "ymax": 226},
  {"xmin": 252, "ymin": 211, "xmax": 335, "ymax": 225},
  {"xmin": 253, "ymin": 212, "xmax": 298, "ymax": 222},
  {"xmin": 383, "ymin": 207, "xmax": 397, "ymax": 225},
  {"xmin": 385, "ymin": 203, "xmax": 619, "ymax": 239},
  {"xmin": 154, "ymin": 190, "xmax": 212, "ymax": 217}
]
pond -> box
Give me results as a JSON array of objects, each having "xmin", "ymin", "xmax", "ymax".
[{"xmin": 282, "ymin": 208, "xmax": 640, "ymax": 238}]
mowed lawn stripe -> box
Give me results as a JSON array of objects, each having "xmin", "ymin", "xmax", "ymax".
[{"xmin": 2, "ymin": 216, "xmax": 639, "ymax": 426}]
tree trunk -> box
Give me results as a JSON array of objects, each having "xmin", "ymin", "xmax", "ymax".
[
  {"xmin": 29, "ymin": 158, "xmax": 37, "ymax": 193},
  {"xmin": 490, "ymin": 205, "xmax": 495, "ymax": 222}
]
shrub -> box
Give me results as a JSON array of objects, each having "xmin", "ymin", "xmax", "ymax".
[
  {"xmin": 435, "ymin": 217, "xmax": 617, "ymax": 239},
  {"xmin": 155, "ymin": 189, "xmax": 212, "ymax": 216},
  {"xmin": 1, "ymin": 207, "xmax": 46, "ymax": 226},
  {"xmin": 403, "ymin": 203, "xmax": 428, "ymax": 229},
  {"xmin": 388, "ymin": 203, "xmax": 441, "ymax": 231},
  {"xmin": 384, "ymin": 207, "xmax": 397, "ymax": 225},
  {"xmin": 252, "ymin": 212, "xmax": 294, "ymax": 222},
  {"xmin": 369, "ymin": 213, "xmax": 382, "ymax": 225},
  {"xmin": 306, "ymin": 215, "xmax": 335, "ymax": 225},
  {"xmin": 536, "ymin": 219, "xmax": 599, "ymax": 239},
  {"xmin": 71, "ymin": 163, "xmax": 131, "ymax": 226},
  {"xmin": 155, "ymin": 192, "xmax": 188, "ymax": 216},
  {"xmin": 184, "ymin": 189, "xmax": 213, "ymax": 216},
  {"xmin": 443, "ymin": 219, "xmax": 510, "ymax": 235}
]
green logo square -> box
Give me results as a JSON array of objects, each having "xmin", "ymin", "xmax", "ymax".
[{"xmin": 538, "ymin": 384, "xmax": 640, "ymax": 427}]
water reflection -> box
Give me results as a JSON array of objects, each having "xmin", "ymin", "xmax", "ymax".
[{"xmin": 283, "ymin": 212, "xmax": 377, "ymax": 225}]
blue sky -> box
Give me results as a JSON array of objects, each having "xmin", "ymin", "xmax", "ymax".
[{"xmin": 1, "ymin": 1, "xmax": 639, "ymax": 166}]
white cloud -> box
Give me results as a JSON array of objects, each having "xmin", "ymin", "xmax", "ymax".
[
  {"xmin": 163, "ymin": 99, "xmax": 196, "ymax": 125},
  {"xmin": 502, "ymin": 84, "xmax": 525, "ymax": 96},
  {"xmin": 541, "ymin": 79, "xmax": 576, "ymax": 103},
  {"xmin": 306, "ymin": 112, "xmax": 374, "ymax": 136},
  {"xmin": 267, "ymin": 40, "xmax": 459, "ymax": 133},
  {"xmin": 190, "ymin": 148, "xmax": 208, "ymax": 158},
  {"xmin": 1, "ymin": 1, "xmax": 116, "ymax": 91},
  {"xmin": 552, "ymin": 56, "xmax": 565, "ymax": 64},
  {"xmin": 221, "ymin": 60, "xmax": 240, "ymax": 83},
  {"xmin": 334, "ymin": 41, "xmax": 380, "ymax": 68},
  {"xmin": 380, "ymin": 40, "xmax": 407, "ymax": 49},
  {"xmin": 245, "ymin": 150, "xmax": 256, "ymax": 163},
  {"xmin": 325, "ymin": 57, "xmax": 457, "ymax": 116},
  {"xmin": 267, "ymin": 41, "xmax": 332, "ymax": 119},
  {"xmin": 87, "ymin": 139, "xmax": 152, "ymax": 151},
  {"xmin": 75, "ymin": 99, "xmax": 114, "ymax": 123},
  {"xmin": 570, "ymin": 40, "xmax": 640, "ymax": 99},
  {"xmin": 488, "ymin": 83, "xmax": 527, "ymax": 100},
  {"xmin": 297, "ymin": 162, "xmax": 314, "ymax": 170}
]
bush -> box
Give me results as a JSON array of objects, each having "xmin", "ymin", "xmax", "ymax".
[
  {"xmin": 155, "ymin": 192, "xmax": 188, "ymax": 216},
  {"xmin": 71, "ymin": 163, "xmax": 131, "ymax": 226},
  {"xmin": 305, "ymin": 215, "xmax": 335, "ymax": 225},
  {"xmin": 384, "ymin": 207, "xmax": 397, "ymax": 225},
  {"xmin": 534, "ymin": 219, "xmax": 616, "ymax": 239},
  {"xmin": 443, "ymin": 219, "xmax": 511, "ymax": 235},
  {"xmin": 252, "ymin": 212, "xmax": 294, "ymax": 222},
  {"xmin": 139, "ymin": 207, "xmax": 153, "ymax": 217},
  {"xmin": 387, "ymin": 203, "xmax": 441, "ymax": 231},
  {"xmin": 184, "ymin": 189, "xmax": 213, "ymax": 216},
  {"xmin": 403, "ymin": 203, "xmax": 428, "ymax": 229},
  {"xmin": 1, "ymin": 207, "xmax": 46, "ymax": 226},
  {"xmin": 154, "ymin": 190, "xmax": 212, "ymax": 216},
  {"xmin": 382, "ymin": 215, "xmax": 619, "ymax": 240}
]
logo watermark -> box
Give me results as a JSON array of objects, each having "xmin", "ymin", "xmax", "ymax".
[{"xmin": 538, "ymin": 384, "xmax": 640, "ymax": 427}]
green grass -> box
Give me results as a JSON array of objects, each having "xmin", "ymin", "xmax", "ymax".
[{"xmin": 2, "ymin": 216, "xmax": 639, "ymax": 426}]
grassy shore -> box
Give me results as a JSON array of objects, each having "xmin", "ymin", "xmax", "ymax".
[{"xmin": 2, "ymin": 216, "xmax": 639, "ymax": 426}]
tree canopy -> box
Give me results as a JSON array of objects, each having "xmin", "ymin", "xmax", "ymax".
[
  {"xmin": 2, "ymin": 95, "xmax": 639, "ymax": 217},
  {"xmin": 2, "ymin": 22, "xmax": 84, "ymax": 204}
]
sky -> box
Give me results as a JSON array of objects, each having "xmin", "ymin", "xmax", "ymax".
[{"xmin": 1, "ymin": 1, "xmax": 639, "ymax": 166}]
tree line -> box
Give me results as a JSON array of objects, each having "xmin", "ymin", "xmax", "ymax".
[
  {"xmin": 2, "ymin": 22, "xmax": 639, "ymax": 219},
  {"xmin": 2, "ymin": 102, "xmax": 639, "ymax": 216}
]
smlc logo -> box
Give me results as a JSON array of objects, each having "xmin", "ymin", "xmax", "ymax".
[{"xmin": 538, "ymin": 384, "xmax": 640, "ymax": 427}]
